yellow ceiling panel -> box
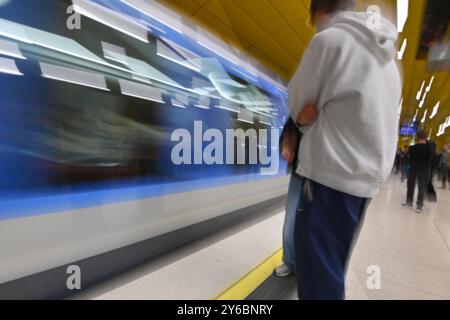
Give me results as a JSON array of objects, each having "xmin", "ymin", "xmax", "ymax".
[
  {"xmin": 244, "ymin": 45, "xmax": 290, "ymax": 80},
  {"xmin": 232, "ymin": 0, "xmax": 287, "ymax": 34},
  {"xmin": 270, "ymin": 0, "xmax": 310, "ymax": 24},
  {"xmin": 201, "ymin": 0, "xmax": 234, "ymax": 28},
  {"xmin": 192, "ymin": 8, "xmax": 241, "ymax": 44},
  {"xmin": 212, "ymin": 2, "xmax": 269, "ymax": 45},
  {"xmin": 289, "ymin": 19, "xmax": 315, "ymax": 45},
  {"xmin": 253, "ymin": 36, "xmax": 297, "ymax": 71},
  {"xmin": 271, "ymin": 26, "xmax": 306, "ymax": 62},
  {"xmin": 157, "ymin": 0, "xmax": 201, "ymax": 16}
]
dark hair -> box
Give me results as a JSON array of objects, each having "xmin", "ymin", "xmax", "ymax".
[
  {"xmin": 310, "ymin": 0, "xmax": 356, "ymax": 25},
  {"xmin": 416, "ymin": 130, "xmax": 427, "ymax": 141}
]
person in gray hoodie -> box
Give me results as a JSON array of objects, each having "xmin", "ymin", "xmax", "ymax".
[{"xmin": 288, "ymin": 0, "xmax": 402, "ymax": 299}]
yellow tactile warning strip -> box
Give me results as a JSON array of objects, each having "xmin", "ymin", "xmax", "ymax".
[{"xmin": 214, "ymin": 248, "xmax": 283, "ymax": 300}]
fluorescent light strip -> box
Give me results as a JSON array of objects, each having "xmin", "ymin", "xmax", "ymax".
[
  {"xmin": 430, "ymin": 101, "xmax": 440, "ymax": 119},
  {"xmin": 426, "ymin": 76, "xmax": 435, "ymax": 92},
  {"xmin": 421, "ymin": 110, "xmax": 428, "ymax": 123},
  {"xmin": 438, "ymin": 123, "xmax": 445, "ymax": 136},
  {"xmin": 40, "ymin": 62, "xmax": 109, "ymax": 91},
  {"xmin": 0, "ymin": 39, "xmax": 25, "ymax": 59},
  {"xmin": 419, "ymin": 91, "xmax": 427, "ymax": 108},
  {"xmin": 416, "ymin": 81, "xmax": 425, "ymax": 100},
  {"xmin": 73, "ymin": 0, "xmax": 148, "ymax": 43},
  {"xmin": 397, "ymin": 38, "xmax": 407, "ymax": 60},
  {"xmin": 0, "ymin": 56, "xmax": 22, "ymax": 75},
  {"xmin": 397, "ymin": 0, "xmax": 409, "ymax": 33},
  {"xmin": 119, "ymin": 79, "xmax": 164, "ymax": 103}
]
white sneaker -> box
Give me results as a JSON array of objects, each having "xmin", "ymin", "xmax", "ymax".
[{"xmin": 274, "ymin": 264, "xmax": 293, "ymax": 277}]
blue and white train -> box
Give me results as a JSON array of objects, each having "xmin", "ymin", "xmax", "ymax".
[{"xmin": 0, "ymin": 0, "xmax": 289, "ymax": 299}]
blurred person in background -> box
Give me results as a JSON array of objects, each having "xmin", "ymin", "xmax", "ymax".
[
  {"xmin": 403, "ymin": 131, "xmax": 434, "ymax": 213},
  {"xmin": 288, "ymin": 0, "xmax": 401, "ymax": 299},
  {"xmin": 400, "ymin": 147, "xmax": 410, "ymax": 183},
  {"xmin": 440, "ymin": 145, "xmax": 449, "ymax": 189},
  {"xmin": 426, "ymin": 139, "xmax": 437, "ymax": 203},
  {"xmin": 394, "ymin": 150, "xmax": 402, "ymax": 175}
]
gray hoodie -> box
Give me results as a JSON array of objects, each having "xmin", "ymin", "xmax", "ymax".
[{"xmin": 288, "ymin": 11, "xmax": 402, "ymax": 198}]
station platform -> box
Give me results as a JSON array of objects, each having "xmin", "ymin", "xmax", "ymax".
[{"xmin": 72, "ymin": 176, "xmax": 450, "ymax": 300}]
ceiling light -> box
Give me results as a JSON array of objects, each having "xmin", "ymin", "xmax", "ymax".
[
  {"xmin": 426, "ymin": 76, "xmax": 435, "ymax": 92},
  {"xmin": 421, "ymin": 110, "xmax": 428, "ymax": 123},
  {"xmin": 397, "ymin": 38, "xmax": 407, "ymax": 60},
  {"xmin": 397, "ymin": 0, "xmax": 409, "ymax": 33},
  {"xmin": 430, "ymin": 101, "xmax": 440, "ymax": 119},
  {"xmin": 416, "ymin": 81, "xmax": 425, "ymax": 100},
  {"xmin": 419, "ymin": 92, "xmax": 427, "ymax": 108}
]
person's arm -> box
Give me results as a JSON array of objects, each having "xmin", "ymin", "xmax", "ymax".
[{"xmin": 288, "ymin": 33, "xmax": 331, "ymax": 132}]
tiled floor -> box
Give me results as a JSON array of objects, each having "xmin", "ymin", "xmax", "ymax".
[{"xmin": 346, "ymin": 175, "xmax": 450, "ymax": 300}]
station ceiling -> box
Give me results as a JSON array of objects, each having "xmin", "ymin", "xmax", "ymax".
[{"xmin": 157, "ymin": 0, "xmax": 450, "ymax": 146}]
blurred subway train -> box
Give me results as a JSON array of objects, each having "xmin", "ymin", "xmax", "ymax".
[{"xmin": 0, "ymin": 0, "xmax": 289, "ymax": 299}]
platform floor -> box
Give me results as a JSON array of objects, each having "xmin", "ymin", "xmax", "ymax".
[
  {"xmin": 73, "ymin": 176, "xmax": 450, "ymax": 300},
  {"xmin": 71, "ymin": 202, "xmax": 285, "ymax": 300},
  {"xmin": 346, "ymin": 175, "xmax": 450, "ymax": 299}
]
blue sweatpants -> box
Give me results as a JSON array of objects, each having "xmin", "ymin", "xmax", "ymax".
[
  {"xmin": 294, "ymin": 179, "xmax": 370, "ymax": 300},
  {"xmin": 282, "ymin": 173, "xmax": 303, "ymax": 269}
]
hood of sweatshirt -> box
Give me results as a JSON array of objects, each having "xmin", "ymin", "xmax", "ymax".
[{"xmin": 326, "ymin": 11, "xmax": 398, "ymax": 65}]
